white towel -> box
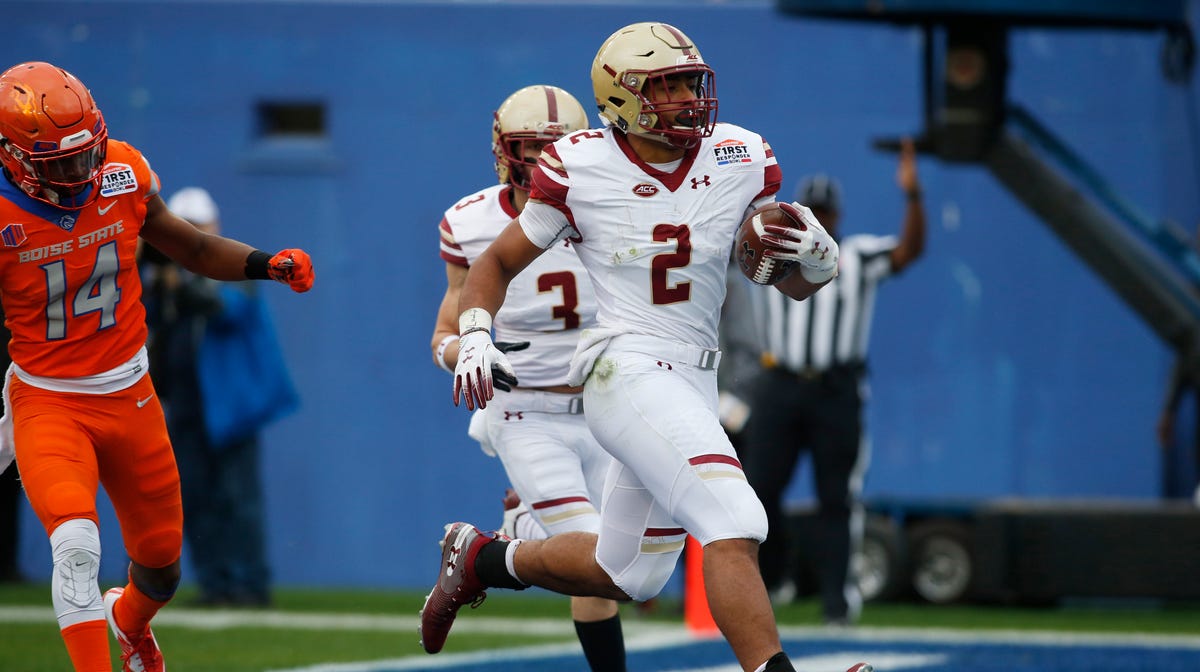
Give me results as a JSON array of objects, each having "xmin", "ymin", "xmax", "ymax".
[
  {"xmin": 0, "ymin": 364, "xmax": 15, "ymax": 474},
  {"xmin": 566, "ymin": 327, "xmax": 621, "ymax": 387},
  {"xmin": 467, "ymin": 408, "xmax": 495, "ymax": 457}
]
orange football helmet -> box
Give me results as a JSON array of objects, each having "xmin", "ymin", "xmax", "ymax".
[
  {"xmin": 591, "ymin": 22, "xmax": 717, "ymax": 149},
  {"xmin": 0, "ymin": 62, "xmax": 108, "ymax": 209},
  {"xmin": 492, "ymin": 85, "xmax": 588, "ymax": 191}
]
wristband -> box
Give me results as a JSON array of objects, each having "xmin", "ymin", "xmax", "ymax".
[
  {"xmin": 245, "ymin": 250, "xmax": 271, "ymax": 279},
  {"xmin": 459, "ymin": 307, "xmax": 493, "ymax": 336},
  {"xmin": 435, "ymin": 334, "xmax": 458, "ymax": 373}
]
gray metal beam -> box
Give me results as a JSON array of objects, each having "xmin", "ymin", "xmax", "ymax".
[{"xmin": 985, "ymin": 131, "xmax": 1200, "ymax": 373}]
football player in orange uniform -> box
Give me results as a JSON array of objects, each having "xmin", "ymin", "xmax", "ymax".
[{"xmin": 0, "ymin": 61, "xmax": 314, "ymax": 672}]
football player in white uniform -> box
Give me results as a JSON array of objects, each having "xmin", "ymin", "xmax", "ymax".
[
  {"xmin": 421, "ymin": 23, "xmax": 867, "ymax": 672},
  {"xmin": 426, "ymin": 85, "xmax": 626, "ymax": 671}
]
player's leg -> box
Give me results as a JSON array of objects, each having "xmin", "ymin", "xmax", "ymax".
[
  {"xmin": 489, "ymin": 398, "xmax": 625, "ymax": 670},
  {"xmin": 97, "ymin": 375, "xmax": 181, "ymax": 671},
  {"xmin": 582, "ymin": 348, "xmax": 787, "ymax": 672},
  {"xmin": 11, "ymin": 378, "xmax": 111, "ymax": 670}
]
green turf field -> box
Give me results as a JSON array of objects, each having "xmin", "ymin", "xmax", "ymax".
[{"xmin": 2, "ymin": 582, "xmax": 1197, "ymax": 671}]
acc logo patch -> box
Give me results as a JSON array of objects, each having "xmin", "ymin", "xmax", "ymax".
[
  {"xmin": 632, "ymin": 183, "xmax": 659, "ymax": 198},
  {"xmin": 1, "ymin": 223, "xmax": 26, "ymax": 247},
  {"xmin": 713, "ymin": 139, "xmax": 751, "ymax": 166},
  {"xmin": 99, "ymin": 163, "xmax": 138, "ymax": 197}
]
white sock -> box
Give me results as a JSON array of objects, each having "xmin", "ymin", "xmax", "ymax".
[{"xmin": 504, "ymin": 538, "xmax": 526, "ymax": 585}]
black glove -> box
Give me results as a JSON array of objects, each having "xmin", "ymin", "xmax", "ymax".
[{"xmin": 491, "ymin": 341, "xmax": 530, "ymax": 392}]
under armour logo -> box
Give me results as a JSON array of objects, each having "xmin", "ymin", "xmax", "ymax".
[
  {"xmin": 504, "ymin": 411, "xmax": 524, "ymax": 421},
  {"xmin": 656, "ymin": 361, "xmax": 673, "ymax": 371},
  {"xmin": 690, "ymin": 175, "xmax": 711, "ymax": 189}
]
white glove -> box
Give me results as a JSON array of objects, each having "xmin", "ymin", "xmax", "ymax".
[
  {"xmin": 453, "ymin": 309, "xmax": 518, "ymax": 411},
  {"xmin": 760, "ymin": 202, "xmax": 839, "ymax": 284}
]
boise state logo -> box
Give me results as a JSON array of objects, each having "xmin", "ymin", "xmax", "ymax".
[
  {"xmin": 56, "ymin": 214, "xmax": 76, "ymax": 231},
  {"xmin": 1, "ymin": 223, "xmax": 26, "ymax": 247}
]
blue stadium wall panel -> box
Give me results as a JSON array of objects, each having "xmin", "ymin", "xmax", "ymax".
[{"xmin": 5, "ymin": 1, "xmax": 1196, "ymax": 587}]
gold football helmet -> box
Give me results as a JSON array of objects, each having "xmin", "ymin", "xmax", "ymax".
[
  {"xmin": 0, "ymin": 62, "xmax": 108, "ymax": 209},
  {"xmin": 492, "ymin": 85, "xmax": 588, "ymax": 191},
  {"xmin": 591, "ymin": 22, "xmax": 717, "ymax": 149}
]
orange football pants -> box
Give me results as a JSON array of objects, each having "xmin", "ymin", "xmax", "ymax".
[{"xmin": 12, "ymin": 372, "xmax": 182, "ymax": 568}]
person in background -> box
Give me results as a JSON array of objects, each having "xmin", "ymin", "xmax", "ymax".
[
  {"xmin": 735, "ymin": 139, "xmax": 925, "ymax": 625},
  {"xmin": 143, "ymin": 187, "xmax": 298, "ymax": 608},
  {"xmin": 427, "ymin": 84, "xmax": 625, "ymax": 670},
  {"xmin": 0, "ymin": 61, "xmax": 313, "ymax": 672}
]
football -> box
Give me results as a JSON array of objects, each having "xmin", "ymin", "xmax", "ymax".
[{"xmin": 734, "ymin": 202, "xmax": 801, "ymax": 285}]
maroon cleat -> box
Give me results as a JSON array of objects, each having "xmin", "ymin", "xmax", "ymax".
[
  {"xmin": 845, "ymin": 664, "xmax": 874, "ymax": 672},
  {"xmin": 418, "ymin": 522, "xmax": 496, "ymax": 654}
]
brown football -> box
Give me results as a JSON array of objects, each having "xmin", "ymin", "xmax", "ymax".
[{"xmin": 734, "ymin": 202, "xmax": 801, "ymax": 285}]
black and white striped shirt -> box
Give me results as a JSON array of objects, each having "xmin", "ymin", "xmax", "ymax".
[{"xmin": 749, "ymin": 234, "xmax": 898, "ymax": 372}]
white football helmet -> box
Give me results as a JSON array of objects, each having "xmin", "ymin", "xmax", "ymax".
[
  {"xmin": 591, "ymin": 22, "xmax": 717, "ymax": 149},
  {"xmin": 492, "ymin": 85, "xmax": 588, "ymax": 191}
]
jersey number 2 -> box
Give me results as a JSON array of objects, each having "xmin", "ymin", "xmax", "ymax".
[{"xmin": 652, "ymin": 224, "xmax": 691, "ymax": 305}]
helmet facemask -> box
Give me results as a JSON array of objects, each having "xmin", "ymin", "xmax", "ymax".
[
  {"xmin": 494, "ymin": 131, "xmax": 560, "ymax": 192},
  {"xmin": 1, "ymin": 126, "xmax": 108, "ymax": 208},
  {"xmin": 621, "ymin": 66, "xmax": 716, "ymax": 149}
]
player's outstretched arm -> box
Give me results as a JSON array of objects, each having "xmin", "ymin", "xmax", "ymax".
[
  {"xmin": 141, "ymin": 194, "xmax": 314, "ymax": 292},
  {"xmin": 453, "ymin": 219, "xmax": 546, "ymax": 410}
]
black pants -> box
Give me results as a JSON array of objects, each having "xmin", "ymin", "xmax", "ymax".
[{"xmin": 740, "ymin": 365, "xmax": 865, "ymax": 621}]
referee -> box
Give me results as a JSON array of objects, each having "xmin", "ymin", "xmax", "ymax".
[{"xmin": 735, "ymin": 138, "xmax": 926, "ymax": 625}]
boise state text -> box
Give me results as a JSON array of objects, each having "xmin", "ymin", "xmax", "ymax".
[{"xmin": 18, "ymin": 221, "xmax": 126, "ymax": 263}]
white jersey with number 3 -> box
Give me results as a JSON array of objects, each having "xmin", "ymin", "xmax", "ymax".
[
  {"xmin": 439, "ymin": 184, "xmax": 597, "ymax": 387},
  {"xmin": 521, "ymin": 123, "xmax": 781, "ymax": 349}
]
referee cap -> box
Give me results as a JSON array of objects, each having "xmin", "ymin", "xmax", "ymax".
[{"xmin": 795, "ymin": 174, "xmax": 842, "ymax": 212}]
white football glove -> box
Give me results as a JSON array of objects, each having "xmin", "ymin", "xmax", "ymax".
[
  {"xmin": 453, "ymin": 309, "xmax": 519, "ymax": 411},
  {"xmin": 760, "ymin": 202, "xmax": 840, "ymax": 284}
]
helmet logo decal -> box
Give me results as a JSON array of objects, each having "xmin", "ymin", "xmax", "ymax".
[
  {"xmin": 632, "ymin": 183, "xmax": 659, "ymax": 198},
  {"xmin": 714, "ymin": 139, "xmax": 751, "ymax": 166},
  {"xmin": 1, "ymin": 223, "xmax": 26, "ymax": 247},
  {"xmin": 99, "ymin": 163, "xmax": 137, "ymax": 197}
]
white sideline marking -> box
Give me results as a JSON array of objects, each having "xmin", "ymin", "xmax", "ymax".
[
  {"xmin": 662, "ymin": 653, "xmax": 946, "ymax": 672},
  {"xmin": 777, "ymin": 624, "xmax": 1200, "ymax": 649},
  {"xmin": 264, "ymin": 630, "xmax": 697, "ymax": 672}
]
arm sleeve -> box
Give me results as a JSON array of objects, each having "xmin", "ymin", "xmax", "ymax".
[{"xmin": 520, "ymin": 200, "xmax": 575, "ymax": 249}]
